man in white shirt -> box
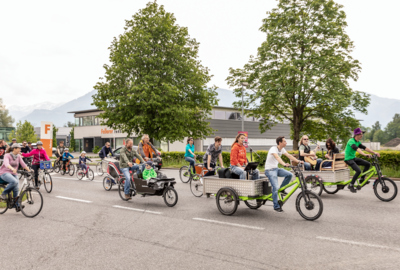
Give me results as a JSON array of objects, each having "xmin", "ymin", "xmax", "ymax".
[{"xmin": 265, "ymin": 136, "xmax": 302, "ymax": 213}]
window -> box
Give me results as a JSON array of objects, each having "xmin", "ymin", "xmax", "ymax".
[
  {"xmin": 226, "ymin": 112, "xmax": 241, "ymax": 120},
  {"xmin": 82, "ymin": 116, "xmax": 94, "ymax": 126},
  {"xmin": 214, "ymin": 110, "xmax": 225, "ymax": 119}
]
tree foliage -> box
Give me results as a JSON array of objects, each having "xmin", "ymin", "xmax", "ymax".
[
  {"xmin": 0, "ymin": 98, "xmax": 14, "ymax": 127},
  {"xmin": 93, "ymin": 1, "xmax": 217, "ymax": 143},
  {"xmin": 64, "ymin": 121, "xmax": 76, "ymax": 127},
  {"xmin": 385, "ymin": 114, "xmax": 400, "ymax": 141},
  {"xmin": 69, "ymin": 127, "xmax": 75, "ymax": 152},
  {"xmin": 52, "ymin": 125, "xmax": 59, "ymax": 147},
  {"xmin": 8, "ymin": 120, "xmax": 37, "ymax": 143},
  {"xmin": 226, "ymin": 0, "xmax": 369, "ymax": 149}
]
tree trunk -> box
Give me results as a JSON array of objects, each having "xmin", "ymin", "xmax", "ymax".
[{"xmin": 292, "ymin": 113, "xmax": 301, "ymax": 151}]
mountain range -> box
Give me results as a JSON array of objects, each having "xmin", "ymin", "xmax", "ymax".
[{"xmin": 7, "ymin": 89, "xmax": 400, "ymax": 128}]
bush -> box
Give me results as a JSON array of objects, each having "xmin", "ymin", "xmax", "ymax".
[
  {"xmin": 161, "ymin": 151, "xmax": 231, "ymax": 167},
  {"xmin": 93, "ymin": 145, "xmax": 101, "ymax": 154}
]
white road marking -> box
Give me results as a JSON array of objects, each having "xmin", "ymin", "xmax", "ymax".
[
  {"xmin": 112, "ymin": 205, "xmax": 161, "ymax": 215},
  {"xmin": 192, "ymin": 218, "xmax": 265, "ymax": 230},
  {"xmin": 56, "ymin": 196, "xmax": 92, "ymax": 203},
  {"xmin": 317, "ymin": 236, "xmax": 400, "ymax": 252}
]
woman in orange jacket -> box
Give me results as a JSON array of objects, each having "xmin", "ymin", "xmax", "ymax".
[{"xmin": 230, "ymin": 133, "xmax": 259, "ymax": 180}]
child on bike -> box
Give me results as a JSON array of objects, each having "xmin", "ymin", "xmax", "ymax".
[
  {"xmin": 62, "ymin": 148, "xmax": 74, "ymax": 172},
  {"xmin": 79, "ymin": 151, "xmax": 92, "ymax": 177},
  {"xmin": 143, "ymin": 161, "xmax": 157, "ymax": 180}
]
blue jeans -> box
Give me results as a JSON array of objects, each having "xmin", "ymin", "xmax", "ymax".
[
  {"xmin": 0, "ymin": 173, "xmax": 19, "ymax": 198},
  {"xmin": 265, "ymin": 168, "xmax": 293, "ymax": 209},
  {"xmin": 322, "ymin": 161, "xmax": 332, "ymax": 168},
  {"xmin": 304, "ymin": 158, "xmax": 323, "ymax": 171},
  {"xmin": 122, "ymin": 164, "xmax": 145, "ymax": 195},
  {"xmin": 230, "ymin": 165, "xmax": 260, "ymax": 180},
  {"xmin": 185, "ymin": 156, "xmax": 195, "ymax": 174}
]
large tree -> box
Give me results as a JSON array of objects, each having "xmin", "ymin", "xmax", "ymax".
[
  {"xmin": 385, "ymin": 114, "xmax": 400, "ymax": 141},
  {"xmin": 93, "ymin": 1, "xmax": 217, "ymax": 143},
  {"xmin": 8, "ymin": 120, "xmax": 37, "ymax": 143},
  {"xmin": 226, "ymin": 0, "xmax": 369, "ymax": 149},
  {"xmin": 0, "ymin": 98, "xmax": 14, "ymax": 127}
]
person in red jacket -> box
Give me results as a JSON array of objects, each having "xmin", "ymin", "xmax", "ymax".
[
  {"xmin": 230, "ymin": 133, "xmax": 259, "ymax": 180},
  {"xmin": 22, "ymin": 141, "xmax": 50, "ymax": 189}
]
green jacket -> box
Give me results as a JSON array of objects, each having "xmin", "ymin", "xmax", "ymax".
[
  {"xmin": 120, "ymin": 146, "xmax": 145, "ymax": 168},
  {"xmin": 143, "ymin": 168, "xmax": 157, "ymax": 180}
]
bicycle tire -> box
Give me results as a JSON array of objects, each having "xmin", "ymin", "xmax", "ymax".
[
  {"xmin": 190, "ymin": 177, "xmax": 203, "ymax": 197},
  {"xmin": 0, "ymin": 189, "xmax": 9, "ymax": 214},
  {"xmin": 54, "ymin": 160, "xmax": 61, "ymax": 173},
  {"xmin": 68, "ymin": 164, "xmax": 75, "ymax": 176},
  {"xmin": 163, "ymin": 186, "xmax": 178, "ymax": 207},
  {"xmin": 304, "ymin": 175, "xmax": 323, "ymax": 196},
  {"xmin": 244, "ymin": 199, "xmax": 263, "ymax": 209},
  {"xmin": 323, "ymin": 184, "xmax": 340, "ymax": 194},
  {"xmin": 76, "ymin": 168, "xmax": 84, "ymax": 180},
  {"xmin": 295, "ymin": 190, "xmax": 323, "ymax": 221},
  {"xmin": 43, "ymin": 173, "xmax": 53, "ymax": 193},
  {"xmin": 179, "ymin": 166, "xmax": 190, "ymax": 183},
  {"xmin": 96, "ymin": 162, "xmax": 104, "ymax": 176},
  {"xmin": 118, "ymin": 179, "xmax": 132, "ymax": 201},
  {"xmin": 374, "ymin": 177, "xmax": 398, "ymax": 202},
  {"xmin": 103, "ymin": 176, "xmax": 113, "ymax": 191},
  {"xmin": 19, "ymin": 188, "xmax": 43, "ymax": 218},
  {"xmin": 216, "ymin": 187, "xmax": 239, "ymax": 216},
  {"xmin": 88, "ymin": 169, "xmax": 94, "ymax": 181}
]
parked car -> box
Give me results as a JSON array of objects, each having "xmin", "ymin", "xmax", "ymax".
[{"xmin": 113, "ymin": 146, "xmax": 162, "ymax": 170}]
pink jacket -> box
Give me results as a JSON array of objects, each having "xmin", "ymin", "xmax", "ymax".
[
  {"xmin": 22, "ymin": 148, "xmax": 50, "ymax": 165},
  {"xmin": 0, "ymin": 153, "xmax": 28, "ymax": 176}
]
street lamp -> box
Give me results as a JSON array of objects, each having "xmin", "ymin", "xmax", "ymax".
[{"xmin": 241, "ymin": 82, "xmax": 249, "ymax": 131}]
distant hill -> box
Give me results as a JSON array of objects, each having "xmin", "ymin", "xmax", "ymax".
[
  {"xmin": 20, "ymin": 90, "xmax": 97, "ymax": 127},
  {"xmin": 13, "ymin": 88, "xmax": 400, "ymax": 129}
]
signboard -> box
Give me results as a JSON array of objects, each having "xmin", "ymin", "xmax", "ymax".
[
  {"xmin": 238, "ymin": 131, "xmax": 248, "ymax": 148},
  {"xmin": 40, "ymin": 121, "xmax": 53, "ymax": 157}
]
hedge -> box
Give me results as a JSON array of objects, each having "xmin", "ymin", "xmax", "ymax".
[{"xmin": 253, "ymin": 150, "xmax": 400, "ymax": 169}]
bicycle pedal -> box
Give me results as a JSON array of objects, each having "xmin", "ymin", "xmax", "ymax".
[{"xmin": 356, "ymin": 185, "xmax": 361, "ymax": 190}]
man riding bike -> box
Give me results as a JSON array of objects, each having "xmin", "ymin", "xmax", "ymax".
[
  {"xmin": 120, "ymin": 139, "xmax": 145, "ymax": 200},
  {"xmin": 99, "ymin": 142, "xmax": 114, "ymax": 159},
  {"xmin": 344, "ymin": 128, "xmax": 380, "ymax": 193},
  {"xmin": 22, "ymin": 141, "xmax": 50, "ymax": 189},
  {"xmin": 138, "ymin": 134, "xmax": 161, "ymax": 162},
  {"xmin": 56, "ymin": 141, "xmax": 66, "ymax": 164},
  {"xmin": 203, "ymin": 136, "xmax": 225, "ymax": 177},
  {"xmin": 0, "ymin": 143, "xmax": 31, "ymax": 211}
]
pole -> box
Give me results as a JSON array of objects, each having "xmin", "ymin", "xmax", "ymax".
[{"xmin": 241, "ymin": 86, "xmax": 244, "ymax": 132}]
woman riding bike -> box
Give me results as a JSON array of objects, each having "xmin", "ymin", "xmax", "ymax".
[
  {"xmin": 22, "ymin": 141, "xmax": 50, "ymax": 189},
  {"xmin": 344, "ymin": 128, "xmax": 380, "ymax": 193},
  {"xmin": 230, "ymin": 133, "xmax": 260, "ymax": 180},
  {"xmin": 184, "ymin": 137, "xmax": 196, "ymax": 176},
  {"xmin": 0, "ymin": 143, "xmax": 30, "ymax": 211}
]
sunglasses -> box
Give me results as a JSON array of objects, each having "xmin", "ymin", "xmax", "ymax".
[{"xmin": 304, "ymin": 139, "xmax": 309, "ymax": 141}]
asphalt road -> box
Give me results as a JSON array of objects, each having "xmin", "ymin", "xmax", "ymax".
[{"xmin": 1, "ymin": 167, "xmax": 400, "ymax": 270}]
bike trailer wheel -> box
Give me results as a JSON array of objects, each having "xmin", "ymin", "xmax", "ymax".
[
  {"xmin": 163, "ymin": 186, "xmax": 178, "ymax": 207},
  {"xmin": 305, "ymin": 175, "xmax": 323, "ymax": 196},
  {"xmin": 103, "ymin": 176, "xmax": 113, "ymax": 191},
  {"xmin": 216, "ymin": 187, "xmax": 238, "ymax": 216}
]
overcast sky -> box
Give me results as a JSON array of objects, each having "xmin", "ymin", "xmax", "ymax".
[{"xmin": 1, "ymin": 0, "xmax": 399, "ymax": 108}]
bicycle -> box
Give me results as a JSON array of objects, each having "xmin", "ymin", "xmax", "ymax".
[
  {"xmin": 179, "ymin": 155, "xmax": 202, "ymax": 183},
  {"xmin": 208, "ymin": 164, "xmax": 324, "ymax": 221},
  {"xmin": 321, "ymin": 155, "xmax": 398, "ymax": 201},
  {"xmin": 53, "ymin": 158, "xmax": 62, "ymax": 173},
  {"xmin": 76, "ymin": 163, "xmax": 94, "ymax": 181},
  {"xmin": 96, "ymin": 159, "xmax": 105, "ymax": 176},
  {"xmin": 37, "ymin": 161, "xmax": 53, "ymax": 193},
  {"xmin": 0, "ymin": 170, "xmax": 44, "ymax": 218},
  {"xmin": 61, "ymin": 157, "xmax": 75, "ymax": 176}
]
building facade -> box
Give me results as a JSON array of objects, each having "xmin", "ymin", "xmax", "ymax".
[{"xmin": 69, "ymin": 107, "xmax": 293, "ymax": 153}]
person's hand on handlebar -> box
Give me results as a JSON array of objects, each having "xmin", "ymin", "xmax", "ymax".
[
  {"xmin": 128, "ymin": 162, "xmax": 133, "ymax": 167},
  {"xmin": 374, "ymin": 152, "xmax": 381, "ymax": 158},
  {"xmin": 284, "ymin": 163, "xmax": 291, "ymax": 167},
  {"xmin": 365, "ymin": 154, "xmax": 372, "ymax": 158},
  {"xmin": 12, "ymin": 168, "xmax": 17, "ymax": 174},
  {"xmin": 207, "ymin": 166, "xmax": 214, "ymax": 171}
]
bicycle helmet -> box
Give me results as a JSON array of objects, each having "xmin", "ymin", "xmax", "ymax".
[
  {"xmin": 37, "ymin": 141, "xmax": 43, "ymax": 145},
  {"xmin": 10, "ymin": 143, "xmax": 21, "ymax": 149},
  {"xmin": 64, "ymin": 148, "xmax": 69, "ymax": 151}
]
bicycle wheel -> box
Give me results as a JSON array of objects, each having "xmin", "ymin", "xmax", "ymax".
[
  {"xmin": 295, "ymin": 190, "xmax": 323, "ymax": 221},
  {"xmin": 103, "ymin": 176, "xmax": 113, "ymax": 191},
  {"xmin": 374, "ymin": 177, "xmax": 398, "ymax": 202},
  {"xmin": 323, "ymin": 184, "xmax": 340, "ymax": 194},
  {"xmin": 19, "ymin": 188, "xmax": 43, "ymax": 218},
  {"xmin": 68, "ymin": 164, "xmax": 75, "ymax": 176},
  {"xmin": 43, "ymin": 173, "xmax": 53, "ymax": 193},
  {"xmin": 179, "ymin": 166, "xmax": 190, "ymax": 183},
  {"xmin": 54, "ymin": 160, "xmax": 61, "ymax": 173},
  {"xmin": 76, "ymin": 168, "xmax": 84, "ymax": 180},
  {"xmin": 0, "ymin": 188, "xmax": 9, "ymax": 214},
  {"xmin": 190, "ymin": 177, "xmax": 203, "ymax": 197},
  {"xmin": 118, "ymin": 179, "xmax": 132, "ymax": 201},
  {"xmin": 304, "ymin": 176, "xmax": 323, "ymax": 196},
  {"xmin": 216, "ymin": 187, "xmax": 239, "ymax": 216},
  {"xmin": 244, "ymin": 199, "xmax": 263, "ymax": 209},
  {"xmin": 163, "ymin": 186, "xmax": 178, "ymax": 207},
  {"xmin": 87, "ymin": 169, "xmax": 94, "ymax": 181},
  {"xmin": 96, "ymin": 162, "xmax": 104, "ymax": 176}
]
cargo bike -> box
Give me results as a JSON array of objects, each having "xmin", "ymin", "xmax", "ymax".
[
  {"xmin": 204, "ymin": 162, "xmax": 323, "ymax": 221},
  {"xmin": 296, "ymin": 154, "xmax": 397, "ymax": 202},
  {"xmin": 101, "ymin": 158, "xmax": 178, "ymax": 207}
]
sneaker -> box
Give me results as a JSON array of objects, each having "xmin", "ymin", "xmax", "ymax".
[
  {"xmin": 280, "ymin": 190, "xmax": 288, "ymax": 196},
  {"xmin": 125, "ymin": 194, "xmax": 132, "ymax": 200},
  {"xmin": 0, "ymin": 194, "xmax": 7, "ymax": 201},
  {"xmin": 274, "ymin": 207, "xmax": 283, "ymax": 213},
  {"xmin": 348, "ymin": 185, "xmax": 357, "ymax": 193}
]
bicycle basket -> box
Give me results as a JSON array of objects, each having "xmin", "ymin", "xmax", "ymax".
[{"xmin": 40, "ymin": 161, "xmax": 52, "ymax": 170}]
